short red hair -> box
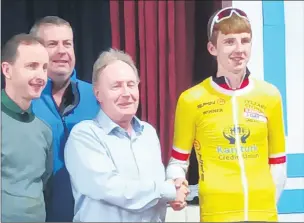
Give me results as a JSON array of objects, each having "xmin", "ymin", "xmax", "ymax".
[{"xmin": 209, "ymin": 13, "xmax": 252, "ymax": 45}]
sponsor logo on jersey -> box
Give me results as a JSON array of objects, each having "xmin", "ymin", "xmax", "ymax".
[
  {"xmin": 197, "ymin": 101, "xmax": 215, "ymax": 108},
  {"xmin": 193, "ymin": 140, "xmax": 204, "ymax": 181},
  {"xmin": 197, "ymin": 98, "xmax": 225, "ymax": 109},
  {"xmin": 244, "ymin": 108, "xmax": 267, "ymax": 123},
  {"xmin": 217, "ymin": 151, "xmax": 259, "ymax": 161},
  {"xmin": 244, "ymin": 100, "xmax": 266, "ymax": 113},
  {"xmin": 222, "ymin": 125, "xmax": 250, "ymax": 144},
  {"xmin": 217, "ymin": 98, "xmax": 225, "ymax": 105},
  {"xmin": 193, "ymin": 139, "xmax": 201, "ymax": 150},
  {"xmin": 218, "ymin": 125, "xmax": 259, "ymax": 161},
  {"xmin": 203, "ymin": 108, "xmax": 223, "ymax": 115},
  {"xmin": 217, "ymin": 145, "xmax": 259, "ymax": 161}
]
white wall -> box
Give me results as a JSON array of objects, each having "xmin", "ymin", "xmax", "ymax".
[
  {"xmin": 281, "ymin": 1, "xmax": 304, "ymax": 220},
  {"xmin": 284, "ymin": 1, "xmax": 304, "ymax": 155}
]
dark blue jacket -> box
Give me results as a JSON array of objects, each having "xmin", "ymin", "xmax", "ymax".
[{"xmin": 32, "ymin": 70, "xmax": 100, "ymax": 221}]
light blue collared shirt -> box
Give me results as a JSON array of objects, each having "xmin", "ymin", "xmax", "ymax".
[{"xmin": 64, "ymin": 109, "xmax": 176, "ymax": 222}]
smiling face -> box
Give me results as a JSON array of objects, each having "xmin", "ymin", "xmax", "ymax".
[
  {"xmin": 209, "ymin": 32, "xmax": 252, "ymax": 73},
  {"xmin": 207, "ymin": 12, "xmax": 252, "ymax": 74},
  {"xmin": 36, "ymin": 24, "xmax": 75, "ymax": 84},
  {"xmin": 94, "ymin": 60, "xmax": 139, "ymax": 123},
  {"xmin": 2, "ymin": 43, "xmax": 49, "ymax": 100}
]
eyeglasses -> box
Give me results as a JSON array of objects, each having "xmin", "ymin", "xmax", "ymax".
[{"xmin": 209, "ymin": 7, "xmax": 249, "ymax": 40}]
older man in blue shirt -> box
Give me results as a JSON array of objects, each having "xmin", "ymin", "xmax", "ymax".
[{"xmin": 64, "ymin": 48, "xmax": 189, "ymax": 222}]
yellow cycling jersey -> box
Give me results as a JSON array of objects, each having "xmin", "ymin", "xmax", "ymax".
[{"xmin": 170, "ymin": 75, "xmax": 286, "ymax": 222}]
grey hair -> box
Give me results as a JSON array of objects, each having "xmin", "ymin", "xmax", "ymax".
[
  {"xmin": 92, "ymin": 48, "xmax": 139, "ymax": 86},
  {"xmin": 29, "ymin": 16, "xmax": 71, "ymax": 37}
]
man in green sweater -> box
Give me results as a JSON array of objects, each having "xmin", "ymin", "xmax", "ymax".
[{"xmin": 1, "ymin": 33, "xmax": 53, "ymax": 222}]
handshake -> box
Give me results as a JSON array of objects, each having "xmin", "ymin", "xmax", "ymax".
[{"xmin": 168, "ymin": 178, "xmax": 190, "ymax": 211}]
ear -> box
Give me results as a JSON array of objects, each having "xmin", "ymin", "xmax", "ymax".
[
  {"xmin": 93, "ymin": 85, "xmax": 102, "ymax": 104},
  {"xmin": 1, "ymin": 62, "xmax": 12, "ymax": 79},
  {"xmin": 207, "ymin": 41, "xmax": 217, "ymax": 57}
]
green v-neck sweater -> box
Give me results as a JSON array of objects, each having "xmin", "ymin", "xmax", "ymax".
[{"xmin": 1, "ymin": 90, "xmax": 53, "ymax": 222}]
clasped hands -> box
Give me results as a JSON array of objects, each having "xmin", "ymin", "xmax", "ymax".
[{"xmin": 168, "ymin": 178, "xmax": 190, "ymax": 211}]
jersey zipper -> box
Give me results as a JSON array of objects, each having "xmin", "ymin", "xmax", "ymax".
[{"xmin": 232, "ymin": 94, "xmax": 249, "ymax": 221}]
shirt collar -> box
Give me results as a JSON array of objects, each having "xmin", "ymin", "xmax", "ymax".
[
  {"xmin": 212, "ymin": 67, "xmax": 251, "ymax": 90},
  {"xmin": 95, "ymin": 108, "xmax": 144, "ymax": 135},
  {"xmin": 1, "ymin": 89, "xmax": 33, "ymax": 115}
]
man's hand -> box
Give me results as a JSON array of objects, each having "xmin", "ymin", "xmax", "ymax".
[
  {"xmin": 174, "ymin": 178, "xmax": 189, "ymax": 188},
  {"xmin": 168, "ymin": 178, "xmax": 190, "ymax": 211}
]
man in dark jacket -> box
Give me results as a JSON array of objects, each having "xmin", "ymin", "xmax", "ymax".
[{"xmin": 30, "ymin": 16, "xmax": 100, "ymax": 222}]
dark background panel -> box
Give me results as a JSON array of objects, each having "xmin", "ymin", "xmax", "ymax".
[{"xmin": 1, "ymin": 0, "xmax": 112, "ymax": 87}]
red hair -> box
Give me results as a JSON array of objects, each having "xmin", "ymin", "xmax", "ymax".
[{"xmin": 210, "ymin": 13, "xmax": 252, "ymax": 45}]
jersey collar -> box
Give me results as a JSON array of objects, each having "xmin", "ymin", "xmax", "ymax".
[
  {"xmin": 210, "ymin": 68, "xmax": 254, "ymax": 96},
  {"xmin": 212, "ymin": 67, "xmax": 250, "ymax": 90}
]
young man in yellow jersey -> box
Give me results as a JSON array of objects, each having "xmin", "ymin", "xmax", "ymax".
[{"xmin": 166, "ymin": 6, "xmax": 287, "ymax": 222}]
